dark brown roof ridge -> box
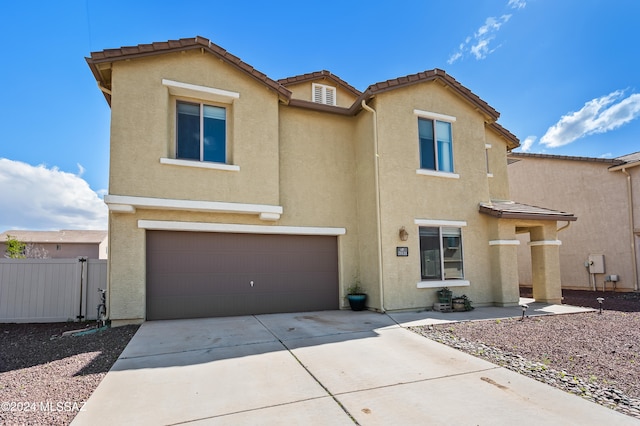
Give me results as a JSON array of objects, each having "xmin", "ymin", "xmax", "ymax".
[
  {"xmin": 487, "ymin": 122, "xmax": 519, "ymax": 150},
  {"xmin": 278, "ymin": 70, "xmax": 362, "ymax": 97},
  {"xmin": 86, "ymin": 36, "xmax": 292, "ymax": 105},
  {"xmin": 87, "ymin": 37, "xmax": 512, "ymax": 133},
  {"xmin": 509, "ymin": 152, "xmax": 624, "ymax": 165},
  {"xmin": 361, "ymin": 69, "xmax": 500, "ymax": 122}
]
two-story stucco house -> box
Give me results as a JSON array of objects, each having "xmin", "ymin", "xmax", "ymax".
[{"xmin": 87, "ymin": 36, "xmax": 576, "ymax": 325}]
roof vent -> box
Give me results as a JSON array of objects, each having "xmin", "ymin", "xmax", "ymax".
[{"xmin": 312, "ymin": 83, "xmax": 336, "ymax": 106}]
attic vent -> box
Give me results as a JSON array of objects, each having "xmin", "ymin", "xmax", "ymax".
[{"xmin": 312, "ymin": 83, "xmax": 336, "ymax": 106}]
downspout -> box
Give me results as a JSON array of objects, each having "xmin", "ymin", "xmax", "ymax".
[
  {"xmin": 621, "ymin": 168, "xmax": 639, "ymax": 291},
  {"xmin": 557, "ymin": 221, "xmax": 571, "ymax": 233},
  {"xmin": 361, "ymin": 99, "xmax": 386, "ymax": 312}
]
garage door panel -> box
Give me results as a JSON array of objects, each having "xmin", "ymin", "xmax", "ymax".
[{"xmin": 146, "ymin": 231, "xmax": 339, "ymax": 320}]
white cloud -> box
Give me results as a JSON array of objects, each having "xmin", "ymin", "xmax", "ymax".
[
  {"xmin": 540, "ymin": 91, "xmax": 640, "ymax": 148},
  {"xmin": 0, "ymin": 158, "xmax": 108, "ymax": 231},
  {"xmin": 520, "ymin": 136, "xmax": 536, "ymax": 152},
  {"xmin": 448, "ymin": 3, "xmax": 520, "ymax": 64},
  {"xmin": 599, "ymin": 153, "xmax": 613, "ymax": 158}
]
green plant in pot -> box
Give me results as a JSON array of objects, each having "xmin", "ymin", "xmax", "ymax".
[
  {"xmin": 452, "ymin": 294, "xmax": 474, "ymax": 311},
  {"xmin": 437, "ymin": 287, "xmax": 452, "ymax": 304},
  {"xmin": 346, "ymin": 280, "xmax": 367, "ymax": 311}
]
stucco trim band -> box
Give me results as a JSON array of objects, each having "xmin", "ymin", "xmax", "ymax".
[
  {"xmin": 417, "ymin": 280, "xmax": 470, "ymax": 288},
  {"xmin": 104, "ymin": 194, "xmax": 282, "ymax": 220},
  {"xmin": 414, "ymin": 219, "xmax": 467, "ymax": 227},
  {"xmin": 489, "ymin": 240, "xmax": 520, "ymax": 246},
  {"xmin": 528, "ymin": 240, "xmax": 562, "ymax": 246},
  {"xmin": 416, "ymin": 169, "xmax": 460, "ymax": 179},
  {"xmin": 160, "ymin": 158, "xmax": 240, "ymax": 172},
  {"xmin": 162, "ymin": 79, "xmax": 240, "ymax": 104},
  {"xmin": 137, "ymin": 220, "xmax": 346, "ymax": 236},
  {"xmin": 413, "ymin": 109, "xmax": 457, "ymax": 123}
]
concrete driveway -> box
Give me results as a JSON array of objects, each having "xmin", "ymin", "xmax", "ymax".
[{"xmin": 72, "ymin": 309, "xmax": 635, "ymax": 425}]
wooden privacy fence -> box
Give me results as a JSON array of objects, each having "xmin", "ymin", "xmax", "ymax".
[{"xmin": 0, "ymin": 258, "xmax": 107, "ymax": 323}]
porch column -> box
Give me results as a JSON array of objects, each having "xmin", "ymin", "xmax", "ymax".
[
  {"xmin": 529, "ymin": 225, "xmax": 562, "ymax": 304},
  {"xmin": 489, "ymin": 220, "xmax": 520, "ymax": 306}
]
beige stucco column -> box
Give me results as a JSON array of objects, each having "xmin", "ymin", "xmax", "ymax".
[
  {"xmin": 529, "ymin": 224, "xmax": 562, "ymax": 304},
  {"xmin": 489, "ymin": 220, "xmax": 520, "ymax": 306}
]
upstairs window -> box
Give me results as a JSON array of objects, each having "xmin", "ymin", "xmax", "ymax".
[
  {"xmin": 418, "ymin": 118, "xmax": 453, "ymax": 172},
  {"xmin": 312, "ymin": 83, "xmax": 336, "ymax": 106},
  {"xmin": 177, "ymin": 101, "xmax": 226, "ymax": 163},
  {"xmin": 419, "ymin": 227, "xmax": 464, "ymax": 281}
]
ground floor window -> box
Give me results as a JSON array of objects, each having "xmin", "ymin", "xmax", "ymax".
[{"xmin": 419, "ymin": 227, "xmax": 464, "ymax": 280}]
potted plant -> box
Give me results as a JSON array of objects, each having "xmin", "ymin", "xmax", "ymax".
[
  {"xmin": 437, "ymin": 287, "xmax": 452, "ymax": 304},
  {"xmin": 452, "ymin": 294, "xmax": 474, "ymax": 311},
  {"xmin": 346, "ymin": 280, "xmax": 367, "ymax": 311}
]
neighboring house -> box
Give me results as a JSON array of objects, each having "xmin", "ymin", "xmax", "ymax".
[
  {"xmin": 509, "ymin": 152, "xmax": 640, "ymax": 292},
  {"xmin": 86, "ymin": 36, "xmax": 575, "ymax": 325},
  {"xmin": 0, "ymin": 230, "xmax": 108, "ymax": 259}
]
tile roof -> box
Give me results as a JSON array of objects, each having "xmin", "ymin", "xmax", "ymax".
[
  {"xmin": 86, "ymin": 36, "xmax": 517, "ymax": 147},
  {"xmin": 0, "ymin": 230, "xmax": 108, "ymax": 244},
  {"xmin": 362, "ymin": 69, "xmax": 500, "ymax": 122},
  {"xmin": 479, "ymin": 201, "xmax": 577, "ymax": 221},
  {"xmin": 86, "ymin": 36, "xmax": 292, "ymax": 105},
  {"xmin": 487, "ymin": 122, "xmax": 519, "ymax": 150},
  {"xmin": 278, "ymin": 70, "xmax": 362, "ymax": 97},
  {"xmin": 509, "ymin": 152, "xmax": 624, "ymax": 164},
  {"xmin": 615, "ymin": 151, "xmax": 640, "ymax": 164}
]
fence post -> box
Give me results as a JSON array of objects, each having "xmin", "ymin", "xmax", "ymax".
[{"xmin": 77, "ymin": 257, "xmax": 88, "ymax": 321}]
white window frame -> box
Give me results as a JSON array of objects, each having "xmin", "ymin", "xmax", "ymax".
[
  {"xmin": 414, "ymin": 109, "xmax": 459, "ymax": 178},
  {"xmin": 312, "ymin": 83, "xmax": 337, "ymax": 106},
  {"xmin": 162, "ymin": 79, "xmax": 240, "ymax": 170},
  {"xmin": 414, "ymin": 218, "xmax": 469, "ymax": 288}
]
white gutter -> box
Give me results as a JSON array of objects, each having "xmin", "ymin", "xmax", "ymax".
[
  {"xmin": 361, "ymin": 99, "xmax": 385, "ymax": 312},
  {"xmin": 621, "ymin": 168, "xmax": 639, "ymax": 291}
]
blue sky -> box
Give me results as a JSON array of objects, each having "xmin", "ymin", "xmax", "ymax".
[{"xmin": 1, "ymin": 0, "xmax": 639, "ymax": 231}]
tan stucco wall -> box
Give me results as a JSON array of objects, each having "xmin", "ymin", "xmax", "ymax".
[
  {"xmin": 509, "ymin": 156, "xmax": 636, "ymax": 291},
  {"xmin": 368, "ymin": 83, "xmax": 514, "ymax": 310},
  {"xmin": 109, "ymin": 50, "xmax": 280, "ymax": 206},
  {"xmin": 277, "ymin": 106, "xmax": 360, "ymax": 309},
  {"xmin": 485, "ymin": 128, "xmax": 511, "ymax": 200}
]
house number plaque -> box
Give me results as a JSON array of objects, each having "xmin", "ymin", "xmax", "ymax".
[{"xmin": 396, "ymin": 247, "xmax": 408, "ymax": 257}]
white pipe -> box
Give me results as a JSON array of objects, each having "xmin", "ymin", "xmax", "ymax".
[
  {"xmin": 621, "ymin": 168, "xmax": 639, "ymax": 291},
  {"xmin": 361, "ymin": 99, "xmax": 385, "ymax": 312}
]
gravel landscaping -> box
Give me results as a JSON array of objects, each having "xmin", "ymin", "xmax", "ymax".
[
  {"xmin": 1, "ymin": 289, "xmax": 639, "ymax": 424},
  {"xmin": 411, "ymin": 289, "xmax": 640, "ymax": 420},
  {"xmin": 0, "ymin": 322, "xmax": 138, "ymax": 426}
]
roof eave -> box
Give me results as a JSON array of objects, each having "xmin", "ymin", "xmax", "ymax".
[
  {"xmin": 478, "ymin": 205, "xmax": 577, "ymax": 222},
  {"xmin": 86, "ymin": 36, "xmax": 292, "ymax": 106}
]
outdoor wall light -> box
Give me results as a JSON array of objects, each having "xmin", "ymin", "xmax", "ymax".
[
  {"xmin": 399, "ymin": 226, "xmax": 409, "ymax": 241},
  {"xmin": 596, "ymin": 297, "xmax": 604, "ymax": 314},
  {"xmin": 520, "ymin": 303, "xmax": 528, "ymax": 321}
]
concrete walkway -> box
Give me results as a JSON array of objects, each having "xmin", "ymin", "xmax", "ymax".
[{"xmin": 71, "ymin": 303, "xmax": 636, "ymax": 425}]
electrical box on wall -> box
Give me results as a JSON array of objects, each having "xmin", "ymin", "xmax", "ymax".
[{"xmin": 588, "ymin": 254, "xmax": 605, "ymax": 274}]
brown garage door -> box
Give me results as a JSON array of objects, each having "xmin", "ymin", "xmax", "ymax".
[{"xmin": 146, "ymin": 231, "xmax": 339, "ymax": 320}]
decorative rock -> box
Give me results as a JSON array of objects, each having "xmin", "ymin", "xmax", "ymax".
[{"xmin": 413, "ymin": 327, "xmax": 640, "ymax": 420}]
